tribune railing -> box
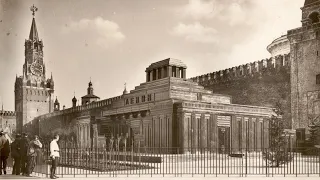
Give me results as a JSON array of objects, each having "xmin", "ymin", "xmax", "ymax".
[{"xmin": 6, "ymin": 147, "xmax": 320, "ymax": 177}]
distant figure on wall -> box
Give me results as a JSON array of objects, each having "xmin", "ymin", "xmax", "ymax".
[
  {"xmin": 26, "ymin": 135, "xmax": 42, "ymax": 177},
  {"xmin": 0, "ymin": 131, "xmax": 10, "ymax": 175}
]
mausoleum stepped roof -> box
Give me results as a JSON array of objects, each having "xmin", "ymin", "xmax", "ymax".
[{"xmin": 146, "ymin": 58, "xmax": 187, "ymax": 71}]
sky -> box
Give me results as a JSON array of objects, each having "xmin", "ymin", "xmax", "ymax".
[{"xmin": 0, "ymin": 0, "xmax": 304, "ymax": 111}]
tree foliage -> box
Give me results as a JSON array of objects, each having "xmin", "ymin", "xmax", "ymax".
[
  {"xmin": 262, "ymin": 102, "xmax": 292, "ymax": 167},
  {"xmin": 307, "ymin": 115, "xmax": 320, "ymax": 147}
]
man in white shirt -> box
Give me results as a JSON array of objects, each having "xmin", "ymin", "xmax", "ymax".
[{"xmin": 49, "ymin": 135, "xmax": 59, "ymax": 179}]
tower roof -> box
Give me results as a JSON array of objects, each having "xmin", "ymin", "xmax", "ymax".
[
  {"xmin": 54, "ymin": 97, "xmax": 59, "ymax": 104},
  {"xmin": 146, "ymin": 58, "xmax": 187, "ymax": 72},
  {"xmin": 29, "ymin": 17, "xmax": 39, "ymax": 41},
  {"xmin": 304, "ymin": 0, "xmax": 319, "ymax": 6}
]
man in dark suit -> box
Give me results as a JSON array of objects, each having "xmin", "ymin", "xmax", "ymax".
[
  {"xmin": 11, "ymin": 134, "xmax": 21, "ymax": 175},
  {"xmin": 20, "ymin": 133, "xmax": 29, "ymax": 176}
]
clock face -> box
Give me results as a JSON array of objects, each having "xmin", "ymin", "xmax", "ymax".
[{"xmin": 30, "ymin": 62, "xmax": 43, "ymax": 76}]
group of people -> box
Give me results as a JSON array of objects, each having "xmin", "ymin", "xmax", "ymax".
[
  {"xmin": 0, "ymin": 131, "xmax": 61, "ymax": 179},
  {"xmin": 107, "ymin": 133, "xmax": 129, "ymax": 152},
  {"xmin": 8, "ymin": 133, "xmax": 42, "ymax": 177}
]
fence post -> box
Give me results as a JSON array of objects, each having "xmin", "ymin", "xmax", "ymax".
[
  {"xmin": 265, "ymin": 149, "xmax": 268, "ymax": 177},
  {"xmin": 245, "ymin": 148, "xmax": 248, "ymax": 176},
  {"xmin": 138, "ymin": 141, "xmax": 141, "ymax": 177},
  {"xmin": 318, "ymin": 148, "xmax": 320, "ymax": 177}
]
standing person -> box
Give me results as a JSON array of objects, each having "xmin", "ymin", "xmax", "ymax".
[
  {"xmin": 109, "ymin": 135, "xmax": 114, "ymax": 152},
  {"xmin": 50, "ymin": 134, "xmax": 59, "ymax": 179},
  {"xmin": 26, "ymin": 135, "xmax": 42, "ymax": 177},
  {"xmin": 11, "ymin": 134, "xmax": 21, "ymax": 175},
  {"xmin": 0, "ymin": 131, "xmax": 10, "ymax": 175},
  {"xmin": 0, "ymin": 131, "xmax": 6, "ymax": 149},
  {"xmin": 19, "ymin": 133, "xmax": 29, "ymax": 176}
]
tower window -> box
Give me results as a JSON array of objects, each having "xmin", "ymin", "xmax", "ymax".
[
  {"xmin": 316, "ymin": 74, "xmax": 320, "ymax": 84},
  {"xmin": 309, "ymin": 12, "xmax": 320, "ymax": 24}
]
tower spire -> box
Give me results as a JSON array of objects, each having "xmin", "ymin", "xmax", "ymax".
[{"xmin": 29, "ymin": 5, "xmax": 39, "ymax": 41}]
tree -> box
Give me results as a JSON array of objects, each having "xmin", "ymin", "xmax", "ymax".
[
  {"xmin": 263, "ymin": 102, "xmax": 292, "ymax": 167},
  {"xmin": 307, "ymin": 115, "xmax": 320, "ymax": 147}
]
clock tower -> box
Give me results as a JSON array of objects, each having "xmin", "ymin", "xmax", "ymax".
[{"xmin": 14, "ymin": 5, "xmax": 54, "ymax": 133}]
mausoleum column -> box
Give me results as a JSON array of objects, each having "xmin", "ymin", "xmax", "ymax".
[
  {"xmin": 161, "ymin": 67, "xmax": 165, "ymax": 78},
  {"xmin": 83, "ymin": 124, "xmax": 87, "ymax": 148},
  {"xmin": 182, "ymin": 112, "xmax": 191, "ymax": 153},
  {"xmin": 183, "ymin": 68, "xmax": 187, "ymax": 80},
  {"xmin": 79, "ymin": 124, "xmax": 83, "ymax": 148},
  {"xmin": 155, "ymin": 69, "xmax": 159, "ymax": 80},
  {"xmin": 150, "ymin": 70, "xmax": 154, "ymax": 81},
  {"xmin": 176, "ymin": 67, "xmax": 180, "ymax": 78},
  {"xmin": 200, "ymin": 114, "xmax": 208, "ymax": 153},
  {"xmin": 168, "ymin": 66, "xmax": 172, "ymax": 77},
  {"xmin": 210, "ymin": 114, "xmax": 217, "ymax": 151},
  {"xmin": 87, "ymin": 124, "xmax": 90, "ymax": 148},
  {"xmin": 82, "ymin": 124, "xmax": 85, "ymax": 148},
  {"xmin": 146, "ymin": 71, "xmax": 150, "ymax": 82},
  {"xmin": 195, "ymin": 114, "xmax": 201, "ymax": 152},
  {"xmin": 77, "ymin": 124, "xmax": 80, "ymax": 148}
]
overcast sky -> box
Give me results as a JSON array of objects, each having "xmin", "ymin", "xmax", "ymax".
[{"xmin": 0, "ymin": 0, "xmax": 304, "ymax": 110}]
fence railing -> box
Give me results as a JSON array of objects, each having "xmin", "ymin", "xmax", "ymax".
[{"xmin": 7, "ymin": 147, "xmax": 320, "ymax": 177}]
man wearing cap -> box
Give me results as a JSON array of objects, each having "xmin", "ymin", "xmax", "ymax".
[
  {"xmin": 0, "ymin": 131, "xmax": 10, "ymax": 175},
  {"xmin": 50, "ymin": 134, "xmax": 59, "ymax": 179},
  {"xmin": 11, "ymin": 133, "xmax": 21, "ymax": 175},
  {"xmin": 26, "ymin": 135, "xmax": 42, "ymax": 177}
]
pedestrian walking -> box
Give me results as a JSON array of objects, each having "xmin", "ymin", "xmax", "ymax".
[
  {"xmin": 0, "ymin": 131, "xmax": 10, "ymax": 175},
  {"xmin": 11, "ymin": 133, "xmax": 21, "ymax": 175},
  {"xmin": 20, "ymin": 133, "xmax": 29, "ymax": 175},
  {"xmin": 26, "ymin": 135, "xmax": 42, "ymax": 177},
  {"xmin": 50, "ymin": 134, "xmax": 60, "ymax": 179}
]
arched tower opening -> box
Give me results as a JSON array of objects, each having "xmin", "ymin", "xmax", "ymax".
[{"xmin": 309, "ymin": 12, "xmax": 320, "ymax": 23}]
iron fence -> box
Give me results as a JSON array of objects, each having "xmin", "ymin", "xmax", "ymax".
[{"xmin": 7, "ymin": 147, "xmax": 320, "ymax": 177}]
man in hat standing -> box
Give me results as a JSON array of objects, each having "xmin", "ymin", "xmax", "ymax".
[
  {"xmin": 0, "ymin": 131, "xmax": 10, "ymax": 175},
  {"xmin": 11, "ymin": 133, "xmax": 21, "ymax": 175}
]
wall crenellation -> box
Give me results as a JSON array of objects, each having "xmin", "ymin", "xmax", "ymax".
[
  {"xmin": 190, "ymin": 54, "xmax": 290, "ymax": 84},
  {"xmin": 30, "ymin": 95, "xmax": 123, "ymax": 121},
  {"xmin": 0, "ymin": 111, "xmax": 16, "ymax": 117}
]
